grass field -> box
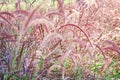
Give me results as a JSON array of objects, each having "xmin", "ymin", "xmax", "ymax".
[{"xmin": 0, "ymin": 0, "xmax": 120, "ymax": 80}]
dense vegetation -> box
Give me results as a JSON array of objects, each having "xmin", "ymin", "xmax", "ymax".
[{"xmin": 0, "ymin": 0, "xmax": 120, "ymax": 80}]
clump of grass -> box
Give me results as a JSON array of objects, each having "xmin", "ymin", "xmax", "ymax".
[{"xmin": 0, "ymin": 0, "xmax": 120, "ymax": 80}]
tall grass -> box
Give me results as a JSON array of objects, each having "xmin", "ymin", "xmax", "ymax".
[{"xmin": 0, "ymin": 0, "xmax": 120, "ymax": 79}]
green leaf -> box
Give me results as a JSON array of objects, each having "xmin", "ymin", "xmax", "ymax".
[
  {"xmin": 109, "ymin": 60, "xmax": 115, "ymax": 67},
  {"xmin": 32, "ymin": 57, "xmax": 44, "ymax": 80},
  {"xmin": 109, "ymin": 73, "xmax": 120, "ymax": 78}
]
